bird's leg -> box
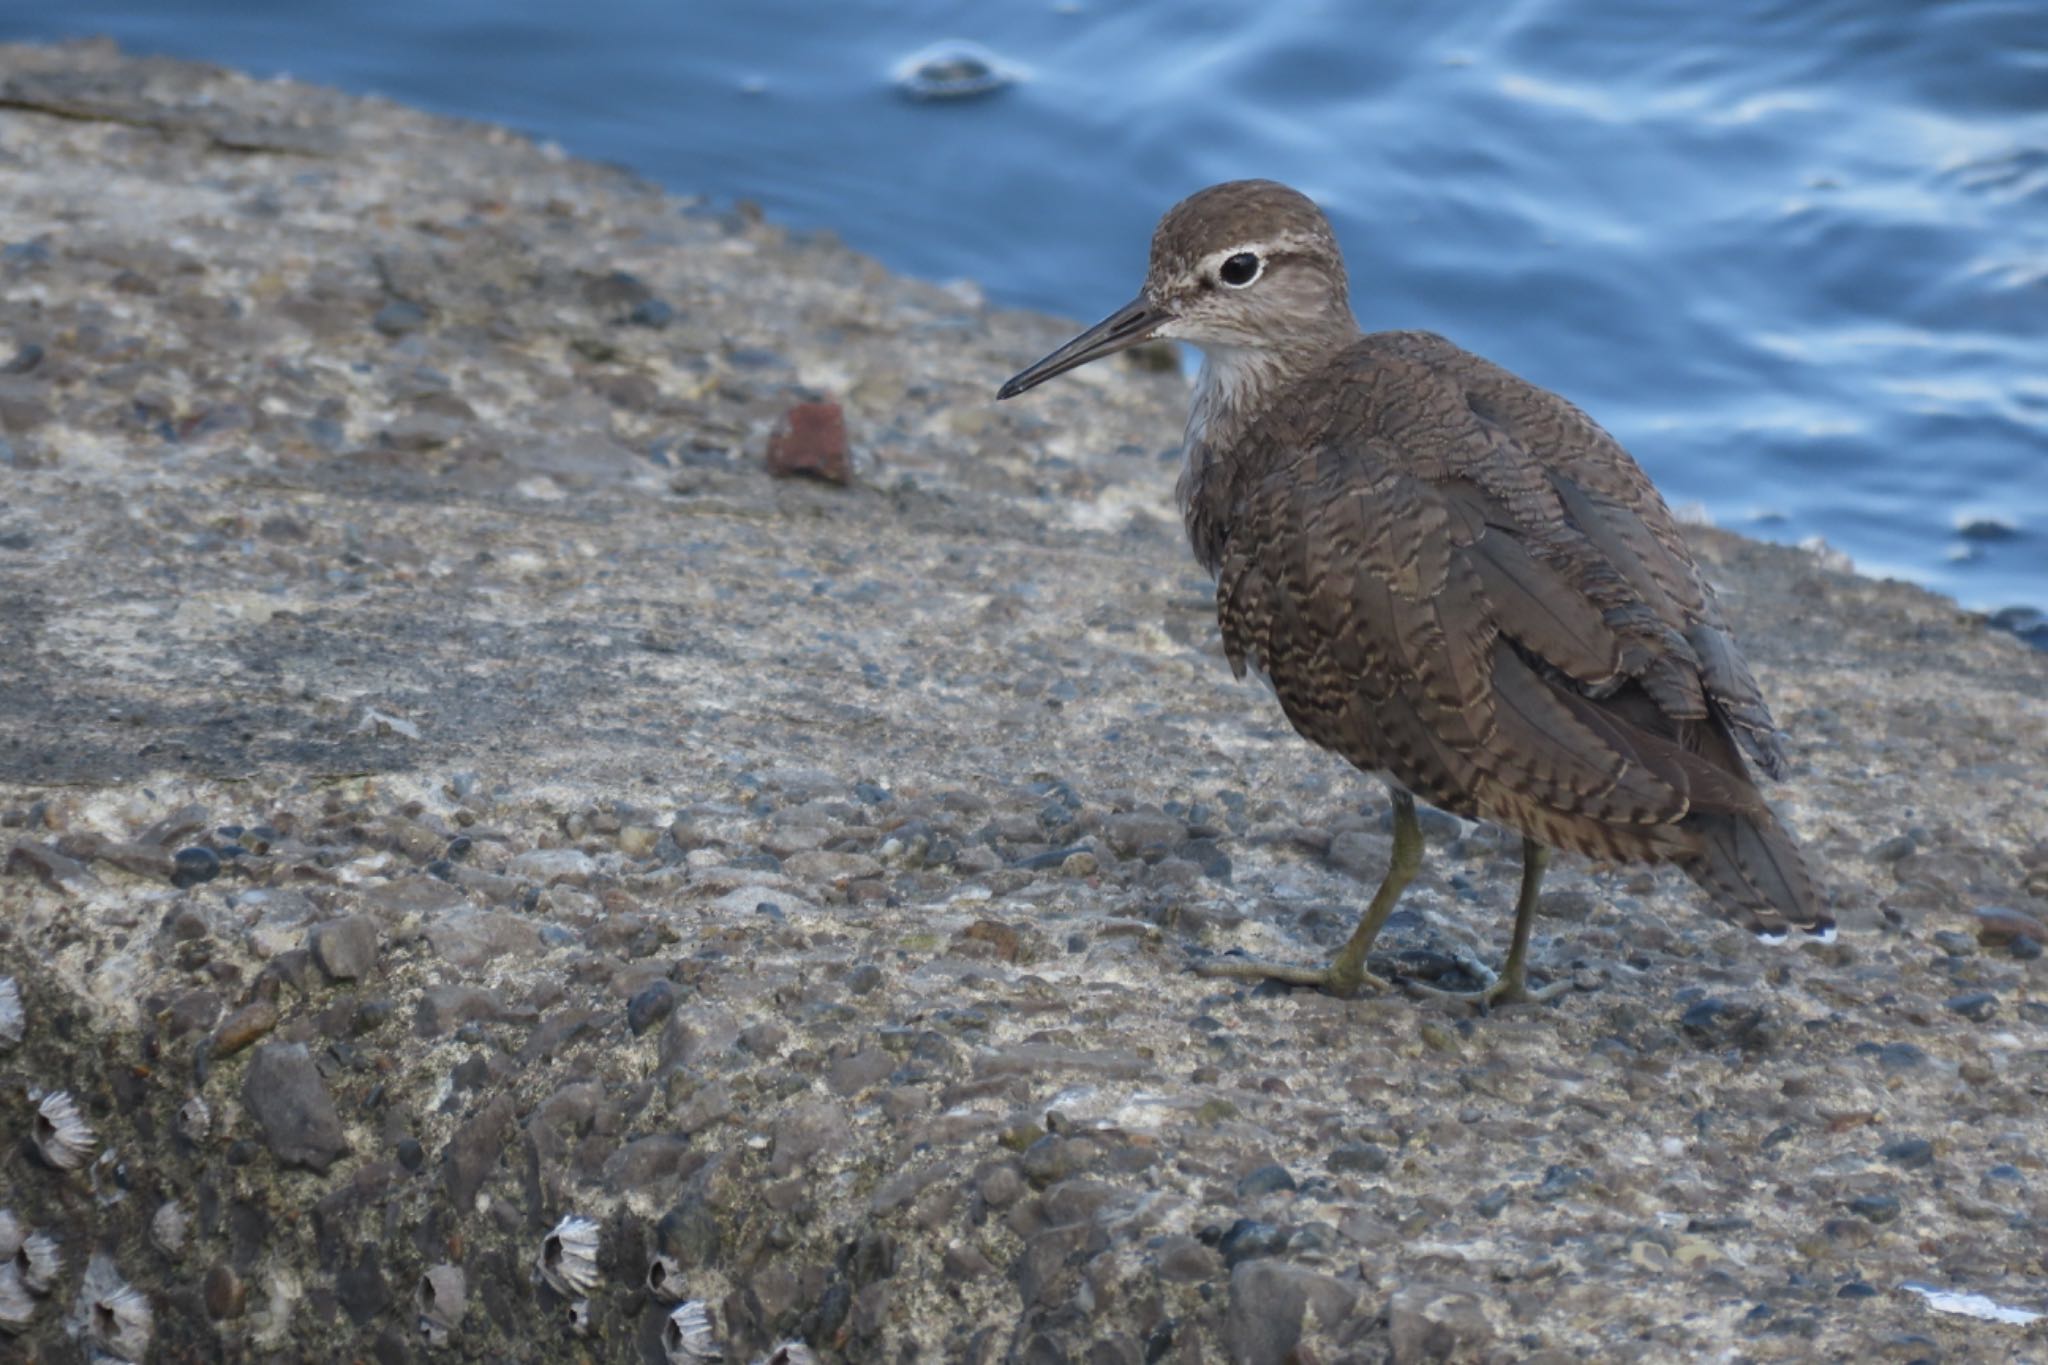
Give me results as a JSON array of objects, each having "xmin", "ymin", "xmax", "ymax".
[
  {"xmin": 1411, "ymin": 837, "xmax": 1571, "ymax": 1007},
  {"xmin": 1194, "ymin": 790, "xmax": 1422, "ymax": 998}
]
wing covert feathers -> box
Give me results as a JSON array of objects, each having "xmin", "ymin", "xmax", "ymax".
[{"xmin": 1196, "ymin": 329, "xmax": 1825, "ymax": 937}]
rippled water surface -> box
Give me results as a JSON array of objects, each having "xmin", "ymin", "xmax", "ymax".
[{"xmin": 9, "ymin": 0, "xmax": 2045, "ymax": 617}]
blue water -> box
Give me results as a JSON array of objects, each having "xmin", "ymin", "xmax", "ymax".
[{"xmin": 6, "ymin": 0, "xmax": 2045, "ymax": 619}]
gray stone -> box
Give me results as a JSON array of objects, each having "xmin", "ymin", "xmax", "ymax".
[
  {"xmin": 769, "ymin": 1099, "xmax": 850, "ymax": 1176},
  {"xmin": 442, "ymin": 1093, "xmax": 516, "ymax": 1206},
  {"xmin": 1328, "ymin": 1141, "xmax": 1390, "ymax": 1175},
  {"xmin": 309, "ymin": 914, "xmax": 379, "ymax": 981},
  {"xmin": 1235, "ymin": 1163, "xmax": 1297, "ymax": 1198},
  {"xmin": 1154, "ymin": 1234, "xmax": 1219, "ymax": 1283},
  {"xmin": 827, "ymin": 1047, "xmax": 894, "ymax": 1096},
  {"xmin": 1101, "ymin": 811, "xmax": 1183, "ymax": 859},
  {"xmin": 1944, "ymin": 990, "xmax": 1998, "ymax": 1022},
  {"xmin": 507, "ymin": 847, "xmax": 597, "ymax": 884},
  {"xmin": 1224, "ymin": 1260, "xmax": 1357, "ymax": 1365},
  {"xmin": 627, "ymin": 979, "xmax": 677, "ymax": 1036},
  {"xmin": 1387, "ymin": 1282, "xmax": 1494, "ymax": 1364},
  {"xmin": 242, "ymin": 1043, "xmax": 349, "ymax": 1172}
]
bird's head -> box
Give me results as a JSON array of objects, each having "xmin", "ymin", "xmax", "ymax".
[{"xmin": 997, "ymin": 179, "xmax": 1355, "ymax": 399}]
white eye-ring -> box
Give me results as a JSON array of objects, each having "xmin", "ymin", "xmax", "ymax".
[{"xmin": 1217, "ymin": 251, "xmax": 1263, "ymax": 288}]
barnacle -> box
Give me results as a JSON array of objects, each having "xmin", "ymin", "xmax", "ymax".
[
  {"xmin": 16, "ymin": 1230, "xmax": 61, "ymax": 1295},
  {"xmin": 77, "ymin": 1254, "xmax": 151, "ymax": 1362},
  {"xmin": 0, "ymin": 976, "xmax": 22, "ymax": 1049},
  {"xmin": 537, "ymin": 1214, "xmax": 600, "ymax": 1297},
  {"xmin": 177, "ymin": 1095, "xmax": 211, "ymax": 1143},
  {"xmin": 0, "ymin": 1265, "xmax": 32, "ymax": 1334},
  {"xmin": 417, "ymin": 1264, "xmax": 467, "ymax": 1349},
  {"xmin": 646, "ymin": 1252, "xmax": 685, "ymax": 1300},
  {"xmin": 663, "ymin": 1300, "xmax": 723, "ymax": 1364},
  {"xmin": 33, "ymin": 1090, "xmax": 96, "ymax": 1171},
  {"xmin": 150, "ymin": 1201, "xmax": 189, "ymax": 1255}
]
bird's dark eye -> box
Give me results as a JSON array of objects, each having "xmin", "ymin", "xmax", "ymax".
[{"xmin": 1218, "ymin": 252, "xmax": 1262, "ymax": 287}]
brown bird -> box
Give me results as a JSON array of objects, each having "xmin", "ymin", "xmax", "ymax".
[{"xmin": 997, "ymin": 179, "xmax": 1830, "ymax": 1004}]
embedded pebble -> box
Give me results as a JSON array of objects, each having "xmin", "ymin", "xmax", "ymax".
[
  {"xmin": 769, "ymin": 1100, "xmax": 850, "ymax": 1176},
  {"xmin": 212, "ymin": 998, "xmax": 279, "ymax": 1056},
  {"xmin": 1326, "ymin": 1141, "xmax": 1389, "ymax": 1175},
  {"xmin": 309, "ymin": 914, "xmax": 380, "ymax": 981},
  {"xmin": 507, "ymin": 848, "xmax": 596, "ymax": 884},
  {"xmin": 1881, "ymin": 1137, "xmax": 1935, "ymax": 1169},
  {"xmin": 170, "ymin": 846, "xmax": 220, "ymax": 888},
  {"xmin": 203, "ymin": 1265, "xmax": 245, "ymax": 1320},
  {"xmin": 1945, "ymin": 990, "xmax": 1998, "ymax": 1022},
  {"xmin": 1234, "ymin": 1163, "xmax": 1297, "ymax": 1198},
  {"xmin": 373, "ymin": 299, "xmax": 428, "ymax": 336},
  {"xmin": 1215, "ymin": 1218, "xmax": 1287, "ymax": 1267},
  {"xmin": 628, "ymin": 980, "xmax": 679, "ymax": 1035},
  {"xmin": 1386, "ymin": 1282, "xmax": 1494, "ymax": 1364},
  {"xmin": 242, "ymin": 1043, "xmax": 350, "ymax": 1172}
]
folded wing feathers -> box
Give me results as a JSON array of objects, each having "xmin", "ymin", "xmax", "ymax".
[{"xmin": 1200, "ymin": 330, "xmax": 1819, "ymax": 935}]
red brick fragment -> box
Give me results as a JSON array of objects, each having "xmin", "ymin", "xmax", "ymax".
[{"xmin": 764, "ymin": 400, "xmax": 851, "ymax": 485}]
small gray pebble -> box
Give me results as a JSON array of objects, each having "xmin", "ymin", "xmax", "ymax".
[
  {"xmin": 372, "ymin": 299, "xmax": 428, "ymax": 336},
  {"xmin": 1945, "ymin": 991, "xmax": 1998, "ymax": 1022},
  {"xmin": 309, "ymin": 915, "xmax": 379, "ymax": 981},
  {"xmin": 1327, "ymin": 1142, "xmax": 1389, "ymax": 1175},
  {"xmin": 627, "ymin": 980, "xmax": 678, "ymax": 1036},
  {"xmin": 1880, "ymin": 1137, "xmax": 1934, "ymax": 1169},
  {"xmin": 1234, "ymin": 1163, "xmax": 1296, "ymax": 1198},
  {"xmin": 243, "ymin": 1042, "xmax": 349, "ymax": 1172}
]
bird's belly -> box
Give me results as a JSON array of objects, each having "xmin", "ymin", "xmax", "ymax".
[{"xmin": 1232, "ymin": 656, "xmax": 1409, "ymax": 796}]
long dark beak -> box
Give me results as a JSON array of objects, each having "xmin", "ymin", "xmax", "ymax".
[{"xmin": 996, "ymin": 296, "xmax": 1172, "ymax": 400}]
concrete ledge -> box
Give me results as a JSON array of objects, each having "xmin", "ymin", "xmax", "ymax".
[{"xmin": 2, "ymin": 38, "xmax": 2045, "ymax": 1364}]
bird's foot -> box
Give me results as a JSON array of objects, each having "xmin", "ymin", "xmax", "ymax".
[
  {"xmin": 1190, "ymin": 953, "xmax": 1392, "ymax": 999},
  {"xmin": 1405, "ymin": 968, "xmax": 1573, "ymax": 1009}
]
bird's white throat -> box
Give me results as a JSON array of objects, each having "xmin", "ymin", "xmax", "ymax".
[{"xmin": 1178, "ymin": 344, "xmax": 1288, "ymax": 522}]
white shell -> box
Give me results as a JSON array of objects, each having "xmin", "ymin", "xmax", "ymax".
[
  {"xmin": 150, "ymin": 1201, "xmax": 189, "ymax": 1255},
  {"xmin": 90, "ymin": 1148, "xmax": 128, "ymax": 1208},
  {"xmin": 76, "ymin": 1254, "xmax": 151, "ymax": 1361},
  {"xmin": 565, "ymin": 1296, "xmax": 593, "ymax": 1336},
  {"xmin": 33, "ymin": 1090, "xmax": 96, "ymax": 1171},
  {"xmin": 417, "ymin": 1263, "xmax": 467, "ymax": 1349},
  {"xmin": 537, "ymin": 1214, "xmax": 600, "ymax": 1297},
  {"xmin": 0, "ymin": 1210, "xmax": 20, "ymax": 1260},
  {"xmin": 646, "ymin": 1252, "xmax": 685, "ymax": 1300},
  {"xmin": 756, "ymin": 1344, "xmax": 820, "ymax": 1365},
  {"xmin": 0, "ymin": 1265, "xmax": 32, "ymax": 1334},
  {"xmin": 17, "ymin": 1230, "xmax": 61, "ymax": 1295},
  {"xmin": 664, "ymin": 1300, "xmax": 723, "ymax": 1364},
  {"xmin": 0, "ymin": 976, "xmax": 22, "ymax": 1049},
  {"xmin": 178, "ymin": 1095, "xmax": 211, "ymax": 1143}
]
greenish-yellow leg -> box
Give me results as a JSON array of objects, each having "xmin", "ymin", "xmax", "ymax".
[
  {"xmin": 1413, "ymin": 836, "xmax": 1572, "ymax": 1007},
  {"xmin": 1194, "ymin": 790, "xmax": 1423, "ymax": 998}
]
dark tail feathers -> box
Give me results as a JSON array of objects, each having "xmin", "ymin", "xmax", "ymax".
[{"xmin": 1683, "ymin": 806, "xmax": 1831, "ymax": 941}]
